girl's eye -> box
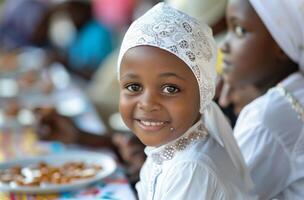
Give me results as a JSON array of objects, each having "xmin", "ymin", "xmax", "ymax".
[
  {"xmin": 126, "ymin": 84, "xmax": 142, "ymax": 92},
  {"xmin": 162, "ymin": 85, "xmax": 180, "ymax": 94},
  {"xmin": 234, "ymin": 25, "xmax": 246, "ymax": 37}
]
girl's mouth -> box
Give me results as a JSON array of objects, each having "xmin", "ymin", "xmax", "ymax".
[{"xmin": 135, "ymin": 119, "xmax": 168, "ymax": 132}]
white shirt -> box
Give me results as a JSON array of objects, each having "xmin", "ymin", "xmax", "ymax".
[
  {"xmin": 234, "ymin": 72, "xmax": 304, "ymax": 200},
  {"xmin": 136, "ymin": 121, "xmax": 255, "ymax": 200}
]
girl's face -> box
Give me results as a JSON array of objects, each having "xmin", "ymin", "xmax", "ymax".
[
  {"xmin": 220, "ymin": 0, "xmax": 282, "ymax": 92},
  {"xmin": 119, "ymin": 46, "xmax": 200, "ymax": 147}
]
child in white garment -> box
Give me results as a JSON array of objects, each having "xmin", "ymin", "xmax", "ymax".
[
  {"xmin": 117, "ymin": 3, "xmax": 255, "ymax": 200},
  {"xmin": 221, "ymin": 0, "xmax": 304, "ymax": 199}
]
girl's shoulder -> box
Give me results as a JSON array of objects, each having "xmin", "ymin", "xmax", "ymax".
[
  {"xmin": 242, "ymin": 72, "xmax": 304, "ymax": 121},
  {"xmin": 238, "ymin": 74, "xmax": 304, "ymax": 132},
  {"xmin": 172, "ymin": 136, "xmax": 241, "ymax": 180},
  {"xmin": 162, "ymin": 141, "xmax": 254, "ymax": 199}
]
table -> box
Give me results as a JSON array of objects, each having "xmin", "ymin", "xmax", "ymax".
[
  {"xmin": 0, "ymin": 129, "xmax": 137, "ymax": 200},
  {"xmin": 0, "ymin": 49, "xmax": 136, "ymax": 199}
]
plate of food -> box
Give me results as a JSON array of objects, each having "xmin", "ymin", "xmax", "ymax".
[{"xmin": 0, "ymin": 151, "xmax": 116, "ymax": 194}]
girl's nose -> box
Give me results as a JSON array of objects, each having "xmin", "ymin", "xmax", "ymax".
[{"xmin": 138, "ymin": 91, "xmax": 160, "ymax": 112}]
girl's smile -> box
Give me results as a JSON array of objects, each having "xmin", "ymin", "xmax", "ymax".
[
  {"xmin": 135, "ymin": 119, "xmax": 169, "ymax": 132},
  {"xmin": 119, "ymin": 45, "xmax": 201, "ymax": 147}
]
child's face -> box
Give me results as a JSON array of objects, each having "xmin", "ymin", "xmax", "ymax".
[
  {"xmin": 119, "ymin": 46, "xmax": 201, "ymax": 147},
  {"xmin": 221, "ymin": 0, "xmax": 281, "ymax": 91}
]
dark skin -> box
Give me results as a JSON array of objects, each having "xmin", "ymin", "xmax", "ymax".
[
  {"xmin": 119, "ymin": 46, "xmax": 201, "ymax": 147},
  {"xmin": 220, "ymin": 0, "xmax": 298, "ymax": 94},
  {"xmin": 218, "ymin": 80, "xmax": 261, "ymax": 116},
  {"xmin": 34, "ymin": 107, "xmax": 114, "ymax": 148}
]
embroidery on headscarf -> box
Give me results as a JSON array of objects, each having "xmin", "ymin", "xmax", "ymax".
[{"xmin": 118, "ymin": 3, "xmax": 217, "ymax": 113}]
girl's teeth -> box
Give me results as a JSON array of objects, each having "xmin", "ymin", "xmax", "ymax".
[{"xmin": 141, "ymin": 121, "xmax": 164, "ymax": 126}]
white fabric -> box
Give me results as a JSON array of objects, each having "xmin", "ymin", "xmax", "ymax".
[
  {"xmin": 205, "ymin": 102, "xmax": 253, "ymax": 191},
  {"xmin": 136, "ymin": 119, "xmax": 256, "ymax": 200},
  {"xmin": 165, "ymin": 0, "xmax": 227, "ymax": 26},
  {"xmin": 117, "ymin": 2, "xmax": 253, "ymax": 196},
  {"xmin": 234, "ymin": 72, "xmax": 304, "ymax": 199},
  {"xmin": 249, "ymin": 0, "xmax": 304, "ymax": 71}
]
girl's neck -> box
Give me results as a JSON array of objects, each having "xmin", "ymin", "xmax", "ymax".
[
  {"xmin": 257, "ymin": 63, "xmax": 299, "ymax": 94},
  {"xmin": 154, "ymin": 115, "xmax": 202, "ymax": 149}
]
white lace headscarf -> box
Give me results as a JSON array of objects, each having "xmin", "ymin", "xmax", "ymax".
[
  {"xmin": 249, "ymin": 0, "xmax": 304, "ymax": 72},
  {"xmin": 117, "ymin": 2, "xmax": 253, "ymax": 191}
]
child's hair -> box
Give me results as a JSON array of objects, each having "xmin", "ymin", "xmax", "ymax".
[{"xmin": 117, "ymin": 2, "xmax": 254, "ymax": 191}]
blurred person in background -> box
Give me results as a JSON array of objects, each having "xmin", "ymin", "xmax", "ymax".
[
  {"xmin": 221, "ymin": 0, "xmax": 304, "ymax": 199},
  {"xmin": 166, "ymin": 0, "xmax": 227, "ymax": 37},
  {"xmin": 0, "ymin": 0, "xmax": 49, "ymax": 50},
  {"xmin": 32, "ymin": 0, "xmax": 114, "ymax": 80},
  {"xmin": 91, "ymin": 0, "xmax": 136, "ymax": 34}
]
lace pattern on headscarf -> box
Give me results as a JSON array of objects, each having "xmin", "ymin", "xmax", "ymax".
[{"xmin": 118, "ymin": 3, "xmax": 217, "ymax": 112}]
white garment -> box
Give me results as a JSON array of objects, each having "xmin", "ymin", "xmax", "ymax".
[
  {"xmin": 136, "ymin": 120, "xmax": 255, "ymax": 200},
  {"xmin": 234, "ymin": 72, "xmax": 304, "ymax": 200}
]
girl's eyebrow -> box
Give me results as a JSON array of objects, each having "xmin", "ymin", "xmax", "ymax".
[
  {"xmin": 159, "ymin": 72, "xmax": 187, "ymax": 81},
  {"xmin": 120, "ymin": 73, "xmax": 139, "ymax": 81},
  {"xmin": 120, "ymin": 72, "xmax": 187, "ymax": 81}
]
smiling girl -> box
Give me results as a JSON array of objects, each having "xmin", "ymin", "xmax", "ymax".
[{"xmin": 117, "ymin": 3, "xmax": 255, "ymax": 200}]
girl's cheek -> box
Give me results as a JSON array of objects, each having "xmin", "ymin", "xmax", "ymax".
[{"xmin": 119, "ymin": 97, "xmax": 134, "ymax": 124}]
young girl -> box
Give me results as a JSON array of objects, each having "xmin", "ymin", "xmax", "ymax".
[
  {"xmin": 221, "ymin": 0, "xmax": 304, "ymax": 199},
  {"xmin": 117, "ymin": 3, "xmax": 255, "ymax": 199}
]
